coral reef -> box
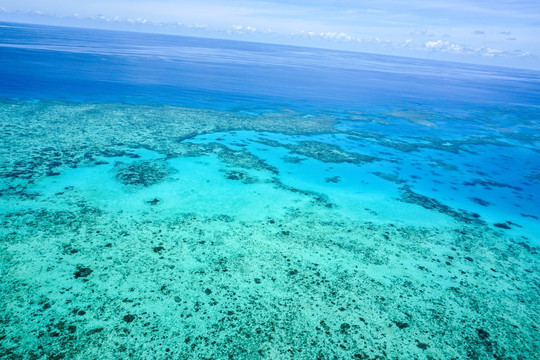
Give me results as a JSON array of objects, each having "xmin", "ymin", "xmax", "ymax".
[
  {"xmin": 115, "ymin": 161, "xmax": 171, "ymax": 187},
  {"xmin": 0, "ymin": 99, "xmax": 538, "ymax": 359},
  {"xmin": 1, "ymin": 206, "xmax": 538, "ymax": 359},
  {"xmin": 257, "ymin": 138, "xmax": 381, "ymax": 164},
  {"xmin": 398, "ymin": 185, "xmax": 485, "ymax": 225}
]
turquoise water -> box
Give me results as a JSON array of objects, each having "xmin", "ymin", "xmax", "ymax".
[{"xmin": 1, "ymin": 22, "xmax": 539, "ymax": 359}]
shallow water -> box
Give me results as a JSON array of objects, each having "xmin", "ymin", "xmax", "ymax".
[{"xmin": 0, "ymin": 22, "xmax": 539, "ymax": 359}]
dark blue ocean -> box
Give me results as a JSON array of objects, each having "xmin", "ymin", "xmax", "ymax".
[
  {"xmin": 1, "ymin": 21, "xmax": 539, "ymax": 359},
  {"xmin": 2, "ymin": 22, "xmax": 540, "ymax": 111}
]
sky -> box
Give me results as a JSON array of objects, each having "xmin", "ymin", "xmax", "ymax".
[{"xmin": 1, "ymin": 0, "xmax": 540, "ymax": 70}]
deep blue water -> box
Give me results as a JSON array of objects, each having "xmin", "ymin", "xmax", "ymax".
[{"xmin": 2, "ymin": 21, "xmax": 540, "ymax": 113}]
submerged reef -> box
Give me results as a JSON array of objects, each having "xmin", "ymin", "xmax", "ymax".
[
  {"xmin": 257, "ymin": 138, "xmax": 381, "ymax": 164},
  {"xmin": 427, "ymin": 158, "xmax": 459, "ymax": 171},
  {"xmin": 344, "ymin": 106, "xmax": 537, "ymax": 156},
  {"xmin": 223, "ymin": 170, "xmax": 258, "ymax": 184},
  {"xmin": 282, "ymin": 155, "xmax": 307, "ymax": 164},
  {"xmin": 372, "ymin": 172, "xmax": 406, "ymax": 184},
  {"xmin": 388, "ymin": 109, "xmax": 441, "ymax": 127},
  {"xmin": 463, "ymin": 178, "xmax": 523, "ymax": 191},
  {"xmin": 271, "ymin": 177, "xmax": 334, "ymax": 208},
  {"xmin": 172, "ymin": 142, "xmax": 279, "ymax": 174},
  {"xmin": 1, "ymin": 206, "xmax": 538, "ymax": 359},
  {"xmin": 115, "ymin": 160, "xmax": 171, "ymax": 187},
  {"xmin": 0, "ymin": 99, "xmax": 539, "ymax": 359},
  {"xmin": 368, "ymin": 135, "xmax": 513, "ymax": 155},
  {"xmin": 469, "ymin": 197, "xmax": 492, "ymax": 207},
  {"xmin": 398, "ymin": 185, "xmax": 485, "ymax": 225},
  {"xmin": 0, "ymin": 101, "xmax": 332, "ymax": 185}
]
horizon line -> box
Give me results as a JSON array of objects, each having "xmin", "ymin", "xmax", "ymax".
[{"xmin": 2, "ymin": 19, "xmax": 539, "ymax": 74}]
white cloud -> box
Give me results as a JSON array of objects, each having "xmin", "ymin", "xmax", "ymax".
[
  {"xmin": 423, "ymin": 40, "xmax": 531, "ymax": 58},
  {"xmin": 125, "ymin": 18, "xmax": 150, "ymax": 25},
  {"xmin": 228, "ymin": 24, "xmax": 258, "ymax": 34},
  {"xmin": 296, "ymin": 30, "xmax": 357, "ymax": 42},
  {"xmin": 425, "ymin": 40, "xmax": 463, "ymax": 53}
]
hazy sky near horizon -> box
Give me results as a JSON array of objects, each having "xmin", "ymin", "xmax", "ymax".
[{"xmin": 1, "ymin": 0, "xmax": 539, "ymax": 69}]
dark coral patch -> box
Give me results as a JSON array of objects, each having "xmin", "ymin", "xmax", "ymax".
[
  {"xmin": 469, "ymin": 197, "xmax": 491, "ymax": 206},
  {"xmin": 394, "ymin": 321, "xmax": 409, "ymax": 329},
  {"xmin": 224, "ymin": 170, "xmax": 257, "ymax": 184},
  {"xmin": 115, "ymin": 160, "xmax": 170, "ymax": 187},
  {"xmin": 325, "ymin": 176, "xmax": 341, "ymax": 183},
  {"xmin": 477, "ymin": 328, "xmax": 490, "ymax": 340},
  {"xmin": 74, "ymin": 266, "xmax": 93, "ymax": 279},
  {"xmin": 398, "ymin": 185, "xmax": 485, "ymax": 225}
]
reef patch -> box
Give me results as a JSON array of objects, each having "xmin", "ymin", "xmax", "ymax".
[
  {"xmin": 398, "ymin": 185, "xmax": 485, "ymax": 225},
  {"xmin": 257, "ymin": 138, "xmax": 382, "ymax": 164},
  {"xmin": 115, "ymin": 160, "xmax": 171, "ymax": 187}
]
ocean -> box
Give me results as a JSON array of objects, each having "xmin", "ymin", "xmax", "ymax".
[{"xmin": 0, "ymin": 21, "xmax": 539, "ymax": 359}]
